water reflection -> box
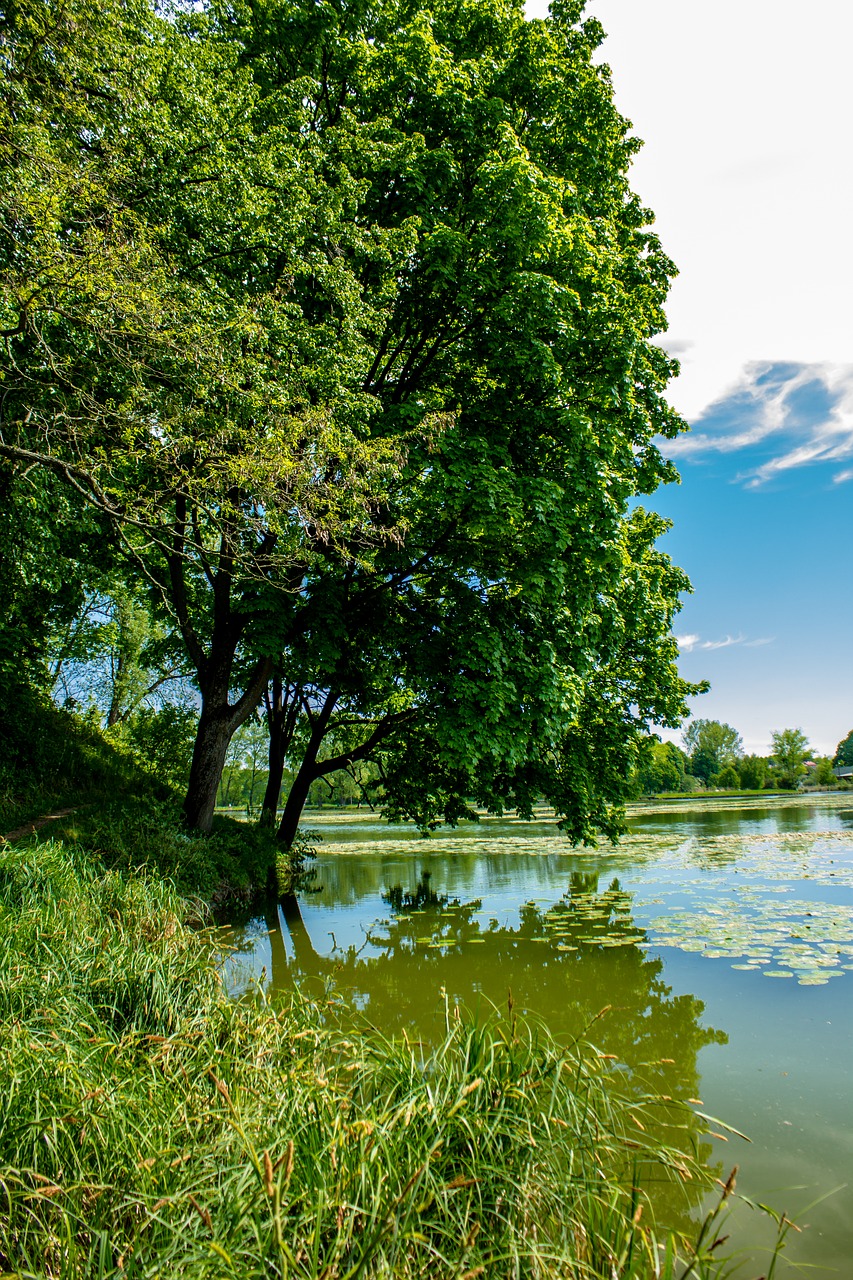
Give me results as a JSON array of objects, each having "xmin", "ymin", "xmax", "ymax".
[
  {"xmin": 630, "ymin": 799, "xmax": 848, "ymax": 838},
  {"xmin": 233, "ymin": 869, "xmax": 728, "ymax": 1233},
  {"xmin": 259, "ymin": 872, "xmax": 725, "ymax": 1088},
  {"xmin": 224, "ymin": 798, "xmax": 853, "ymax": 1274}
]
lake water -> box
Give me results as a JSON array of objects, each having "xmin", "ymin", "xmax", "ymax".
[{"xmin": 227, "ymin": 795, "xmax": 853, "ymax": 1274}]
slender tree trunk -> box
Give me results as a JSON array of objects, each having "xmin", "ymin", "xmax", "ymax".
[
  {"xmin": 261, "ymin": 732, "xmax": 287, "ymax": 824},
  {"xmin": 260, "ymin": 675, "xmax": 300, "ymax": 827},
  {"xmin": 106, "ymin": 647, "xmax": 125, "ymax": 728},
  {"xmin": 276, "ymin": 759, "xmax": 316, "ymax": 849},
  {"xmin": 276, "ymin": 690, "xmax": 338, "ymax": 846}
]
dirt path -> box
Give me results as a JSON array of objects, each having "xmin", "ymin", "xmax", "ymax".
[{"xmin": 0, "ymin": 808, "xmax": 78, "ymax": 844}]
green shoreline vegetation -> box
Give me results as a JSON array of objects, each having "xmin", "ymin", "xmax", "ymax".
[
  {"xmin": 1, "ymin": 835, "xmax": 789, "ymax": 1280},
  {"xmin": 1, "ymin": 698, "xmax": 793, "ymax": 1279}
]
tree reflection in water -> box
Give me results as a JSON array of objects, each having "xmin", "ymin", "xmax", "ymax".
[{"xmin": 249, "ymin": 870, "xmax": 728, "ymax": 1234}]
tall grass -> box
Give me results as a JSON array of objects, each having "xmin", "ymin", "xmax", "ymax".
[{"xmin": 0, "ymin": 840, "xmax": 788, "ymax": 1278}]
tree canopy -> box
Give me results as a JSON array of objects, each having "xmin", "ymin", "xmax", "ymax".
[
  {"xmin": 682, "ymin": 720, "xmax": 742, "ymax": 783},
  {"xmin": 770, "ymin": 728, "xmax": 810, "ymax": 790},
  {"xmin": 1, "ymin": 0, "xmax": 701, "ymax": 848}
]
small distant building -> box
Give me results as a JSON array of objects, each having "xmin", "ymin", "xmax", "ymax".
[{"xmin": 833, "ymin": 765, "xmax": 853, "ymax": 780}]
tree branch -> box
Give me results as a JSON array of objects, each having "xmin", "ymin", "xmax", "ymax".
[
  {"xmin": 166, "ymin": 496, "xmax": 207, "ymax": 677},
  {"xmin": 312, "ymin": 709, "xmax": 416, "ymax": 778},
  {"xmin": 229, "ymin": 655, "xmax": 275, "ymax": 731}
]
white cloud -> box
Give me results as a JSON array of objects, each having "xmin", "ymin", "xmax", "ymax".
[
  {"xmin": 658, "ymin": 362, "xmax": 853, "ymax": 486},
  {"xmin": 523, "ymin": 0, "xmax": 853, "ymax": 422},
  {"xmin": 676, "ymin": 634, "xmax": 773, "ymax": 653}
]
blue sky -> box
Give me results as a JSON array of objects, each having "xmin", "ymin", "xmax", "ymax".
[
  {"xmin": 651, "ymin": 363, "xmax": 853, "ymax": 756},
  {"xmin": 523, "ymin": 0, "xmax": 853, "ymax": 757}
]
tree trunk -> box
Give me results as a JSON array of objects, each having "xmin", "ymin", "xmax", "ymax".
[
  {"xmin": 182, "ymin": 704, "xmax": 233, "ymax": 834},
  {"xmin": 276, "ymin": 690, "xmax": 338, "ymax": 846},
  {"xmin": 106, "ymin": 649, "xmax": 125, "ymax": 728},
  {"xmin": 258, "ymin": 675, "xmax": 285, "ymax": 824},
  {"xmin": 261, "ymin": 675, "xmax": 298, "ymax": 827},
  {"xmin": 261, "ymin": 732, "xmax": 287, "ymax": 825},
  {"xmin": 170, "ymin": 502, "xmax": 273, "ymax": 837},
  {"xmin": 276, "ymin": 759, "xmax": 315, "ymax": 848},
  {"xmin": 182, "ymin": 648, "xmax": 272, "ymax": 834}
]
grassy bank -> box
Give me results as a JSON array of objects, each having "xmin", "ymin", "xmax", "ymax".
[
  {"xmin": 0, "ymin": 686, "xmax": 139, "ymax": 833},
  {"xmin": 0, "ymin": 686, "xmax": 277, "ymax": 912},
  {"xmin": 0, "ymin": 836, "xmax": 790, "ymax": 1279},
  {"xmin": 0, "ymin": 701, "xmax": 790, "ymax": 1276}
]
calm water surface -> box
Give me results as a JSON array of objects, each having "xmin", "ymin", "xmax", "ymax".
[{"xmin": 228, "ymin": 795, "xmax": 853, "ymax": 1274}]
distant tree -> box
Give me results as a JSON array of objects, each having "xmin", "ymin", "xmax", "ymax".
[
  {"xmin": 811, "ymin": 757, "xmax": 837, "ymax": 786},
  {"xmin": 48, "ymin": 586, "xmax": 182, "ymax": 727},
  {"xmin": 683, "ymin": 720, "xmax": 743, "ymax": 782},
  {"xmin": 688, "ymin": 745, "xmax": 717, "ymax": 785},
  {"xmin": 714, "ymin": 764, "xmax": 741, "ymax": 790},
  {"xmin": 634, "ymin": 739, "xmax": 689, "ymax": 795},
  {"xmin": 833, "ymin": 730, "xmax": 853, "ymax": 768},
  {"xmin": 770, "ymin": 728, "xmax": 810, "ymax": 790},
  {"xmin": 738, "ymin": 754, "xmax": 768, "ymax": 790},
  {"xmin": 217, "ymin": 717, "xmax": 270, "ymax": 816}
]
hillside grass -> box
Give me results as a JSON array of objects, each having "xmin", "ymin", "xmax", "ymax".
[
  {"xmin": 0, "ymin": 684, "xmax": 276, "ymax": 911},
  {"xmin": 0, "ymin": 685, "xmax": 139, "ymax": 833}
]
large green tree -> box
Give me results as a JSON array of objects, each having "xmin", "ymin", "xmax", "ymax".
[
  {"xmin": 738, "ymin": 754, "xmax": 768, "ymax": 791},
  {"xmin": 633, "ymin": 739, "xmax": 689, "ymax": 796},
  {"xmin": 770, "ymin": 728, "xmax": 810, "ymax": 790},
  {"xmin": 227, "ymin": 0, "xmax": 703, "ymax": 846},
  {"xmin": 0, "ymin": 0, "xmax": 413, "ymax": 830},
  {"xmin": 2, "ymin": 0, "xmax": 700, "ymax": 847},
  {"xmin": 682, "ymin": 720, "xmax": 742, "ymax": 783}
]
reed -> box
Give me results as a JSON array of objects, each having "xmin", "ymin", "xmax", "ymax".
[{"xmin": 0, "ymin": 839, "xmax": 787, "ymax": 1278}]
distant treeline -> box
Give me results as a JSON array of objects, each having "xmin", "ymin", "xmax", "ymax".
[{"xmin": 634, "ymin": 719, "xmax": 853, "ymax": 797}]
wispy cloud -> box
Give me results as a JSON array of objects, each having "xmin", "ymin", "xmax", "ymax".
[
  {"xmin": 676, "ymin": 634, "xmax": 773, "ymax": 653},
  {"xmin": 663, "ymin": 361, "xmax": 853, "ymax": 487}
]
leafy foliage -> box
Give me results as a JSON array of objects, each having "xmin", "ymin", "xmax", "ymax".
[
  {"xmin": 683, "ymin": 720, "xmax": 743, "ymax": 783},
  {"xmin": 833, "ymin": 729, "xmax": 853, "ymax": 768},
  {"xmin": 770, "ymin": 727, "xmax": 810, "ymax": 790},
  {"xmin": 810, "ymin": 756, "xmax": 837, "ymax": 786},
  {"xmin": 1, "ymin": 0, "xmax": 701, "ymax": 845},
  {"xmin": 713, "ymin": 764, "xmax": 741, "ymax": 790},
  {"xmin": 737, "ymin": 754, "xmax": 768, "ymax": 791},
  {"xmin": 633, "ymin": 738, "xmax": 689, "ymax": 795}
]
